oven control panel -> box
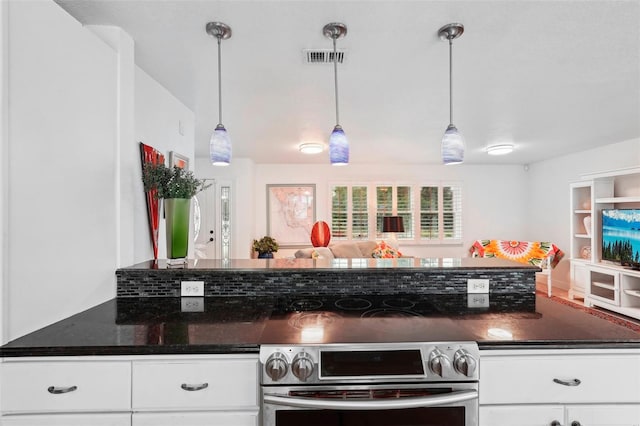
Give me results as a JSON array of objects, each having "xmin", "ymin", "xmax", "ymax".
[{"xmin": 260, "ymin": 342, "xmax": 479, "ymax": 385}]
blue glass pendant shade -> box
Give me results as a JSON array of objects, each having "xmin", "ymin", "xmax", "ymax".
[
  {"xmin": 210, "ymin": 124, "xmax": 231, "ymax": 166},
  {"xmin": 329, "ymin": 125, "xmax": 349, "ymax": 166},
  {"xmin": 441, "ymin": 124, "xmax": 465, "ymax": 165}
]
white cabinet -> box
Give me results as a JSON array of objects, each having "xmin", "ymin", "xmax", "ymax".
[
  {"xmin": 480, "ymin": 349, "xmax": 640, "ymax": 426},
  {"xmin": 569, "ymin": 260, "xmax": 589, "ymax": 300},
  {"xmin": 480, "ymin": 405, "xmax": 640, "ymax": 426},
  {"xmin": 568, "ymin": 179, "xmax": 614, "ymax": 300},
  {"xmin": 480, "ymin": 405, "xmax": 565, "ymax": 426},
  {"xmin": 131, "ymin": 355, "xmax": 259, "ymax": 425},
  {"xmin": 569, "ymin": 166, "xmax": 640, "ymax": 317},
  {"xmin": 0, "ymin": 414, "xmax": 131, "ymax": 426},
  {"xmin": 132, "ymin": 412, "xmax": 258, "ymax": 426},
  {"xmin": 584, "ymin": 263, "xmax": 640, "ymax": 321},
  {"xmin": 0, "ymin": 354, "xmax": 259, "ymax": 426},
  {"xmin": 0, "ymin": 358, "xmax": 131, "ymax": 414}
]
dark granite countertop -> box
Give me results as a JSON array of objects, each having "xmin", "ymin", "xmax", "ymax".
[{"xmin": 2, "ymin": 293, "xmax": 639, "ymax": 357}]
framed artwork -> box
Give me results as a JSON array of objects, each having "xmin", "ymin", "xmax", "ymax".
[
  {"xmin": 169, "ymin": 151, "xmax": 189, "ymax": 169},
  {"xmin": 139, "ymin": 142, "xmax": 165, "ymax": 259},
  {"xmin": 267, "ymin": 184, "xmax": 316, "ymax": 247}
]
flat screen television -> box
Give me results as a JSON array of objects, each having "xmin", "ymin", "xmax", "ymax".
[{"xmin": 601, "ymin": 208, "xmax": 640, "ymax": 270}]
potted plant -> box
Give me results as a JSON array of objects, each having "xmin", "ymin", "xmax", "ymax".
[
  {"xmin": 142, "ymin": 163, "xmax": 210, "ymax": 262},
  {"xmin": 252, "ymin": 236, "xmax": 279, "ymax": 258}
]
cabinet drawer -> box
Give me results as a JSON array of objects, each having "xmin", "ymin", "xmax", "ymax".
[
  {"xmin": 0, "ymin": 361, "xmax": 131, "ymax": 414},
  {"xmin": 0, "ymin": 413, "xmax": 131, "ymax": 426},
  {"xmin": 480, "ymin": 353, "xmax": 640, "ymax": 404},
  {"xmin": 132, "ymin": 358, "xmax": 258, "ymax": 411},
  {"xmin": 132, "ymin": 412, "xmax": 258, "ymax": 426},
  {"xmin": 479, "ymin": 405, "xmax": 564, "ymax": 426}
]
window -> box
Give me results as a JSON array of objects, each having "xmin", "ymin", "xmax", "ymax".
[
  {"xmin": 420, "ymin": 185, "xmax": 462, "ymax": 241},
  {"xmin": 331, "ymin": 185, "xmax": 369, "ymax": 239},
  {"xmin": 330, "ymin": 183, "xmax": 462, "ymax": 244}
]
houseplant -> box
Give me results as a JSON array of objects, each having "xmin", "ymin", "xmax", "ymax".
[
  {"xmin": 142, "ymin": 163, "xmax": 210, "ymax": 262},
  {"xmin": 252, "ymin": 236, "xmax": 279, "ymax": 258}
]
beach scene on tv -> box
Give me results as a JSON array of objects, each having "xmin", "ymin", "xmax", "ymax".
[{"xmin": 602, "ymin": 209, "xmax": 640, "ymax": 268}]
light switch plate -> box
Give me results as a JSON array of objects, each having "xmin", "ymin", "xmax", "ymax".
[
  {"xmin": 181, "ymin": 281, "xmax": 204, "ymax": 297},
  {"xmin": 467, "ymin": 278, "xmax": 490, "ymax": 294}
]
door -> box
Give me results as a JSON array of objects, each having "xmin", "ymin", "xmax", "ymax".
[
  {"xmin": 193, "ymin": 180, "xmax": 216, "ymax": 259},
  {"xmin": 193, "ymin": 179, "xmax": 233, "ymax": 260}
]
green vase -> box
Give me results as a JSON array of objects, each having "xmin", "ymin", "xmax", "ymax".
[{"xmin": 165, "ymin": 198, "xmax": 191, "ymax": 260}]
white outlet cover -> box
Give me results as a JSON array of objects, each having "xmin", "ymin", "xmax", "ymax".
[
  {"xmin": 181, "ymin": 297, "xmax": 204, "ymax": 312},
  {"xmin": 467, "ymin": 278, "xmax": 490, "ymax": 294},
  {"xmin": 181, "ymin": 281, "xmax": 204, "ymax": 297}
]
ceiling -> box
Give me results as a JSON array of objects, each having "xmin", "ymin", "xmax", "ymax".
[{"xmin": 54, "ymin": 0, "xmax": 640, "ymax": 165}]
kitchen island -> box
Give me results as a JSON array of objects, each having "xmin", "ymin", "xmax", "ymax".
[
  {"xmin": 1, "ymin": 293, "xmax": 639, "ymax": 425},
  {"xmin": 2, "ymin": 259, "xmax": 640, "ymax": 425}
]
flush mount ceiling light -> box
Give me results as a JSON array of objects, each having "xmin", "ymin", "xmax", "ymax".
[
  {"xmin": 206, "ymin": 21, "xmax": 232, "ymax": 166},
  {"xmin": 486, "ymin": 144, "xmax": 514, "ymax": 156},
  {"xmin": 438, "ymin": 23, "xmax": 465, "ymax": 165},
  {"xmin": 299, "ymin": 143, "xmax": 324, "ymax": 154},
  {"xmin": 324, "ymin": 22, "xmax": 349, "ymax": 166}
]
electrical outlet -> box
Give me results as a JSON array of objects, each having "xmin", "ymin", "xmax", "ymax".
[
  {"xmin": 181, "ymin": 297, "xmax": 204, "ymax": 312},
  {"xmin": 467, "ymin": 294, "xmax": 490, "ymax": 308},
  {"xmin": 467, "ymin": 278, "xmax": 490, "ymax": 294},
  {"xmin": 181, "ymin": 281, "xmax": 204, "ymax": 297}
]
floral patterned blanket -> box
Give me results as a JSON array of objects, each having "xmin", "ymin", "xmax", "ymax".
[{"xmin": 470, "ymin": 239, "xmax": 564, "ymax": 268}]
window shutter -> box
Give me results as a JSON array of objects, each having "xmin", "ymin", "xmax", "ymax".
[
  {"xmin": 331, "ymin": 186, "xmax": 348, "ymax": 239},
  {"xmin": 397, "ymin": 186, "xmax": 413, "ymax": 239},
  {"xmin": 352, "ymin": 186, "xmax": 368, "ymax": 239},
  {"xmin": 442, "ymin": 185, "xmax": 462, "ymax": 241},
  {"xmin": 420, "ymin": 186, "xmax": 439, "ymax": 240}
]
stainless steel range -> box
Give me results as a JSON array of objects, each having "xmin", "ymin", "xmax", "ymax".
[{"xmin": 260, "ymin": 341, "xmax": 479, "ymax": 426}]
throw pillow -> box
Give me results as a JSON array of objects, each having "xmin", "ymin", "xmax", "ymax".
[
  {"xmin": 356, "ymin": 240, "xmax": 378, "ymax": 257},
  {"xmin": 312, "ymin": 247, "xmax": 334, "ymax": 259},
  {"xmin": 372, "ymin": 240, "xmax": 403, "ymax": 258}
]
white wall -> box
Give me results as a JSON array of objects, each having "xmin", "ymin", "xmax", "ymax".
[
  {"xmin": 203, "ymin": 162, "xmax": 529, "ymax": 259},
  {"xmin": 1, "ymin": 0, "xmax": 9, "ymax": 343},
  {"xmin": 135, "ymin": 66, "xmax": 195, "ymax": 262},
  {"xmin": 5, "ymin": 0, "xmax": 118, "ymax": 340},
  {"xmin": 526, "ymin": 138, "xmax": 640, "ymax": 289}
]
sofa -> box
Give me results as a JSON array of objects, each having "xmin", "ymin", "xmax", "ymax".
[
  {"xmin": 294, "ymin": 240, "xmax": 402, "ymax": 259},
  {"xmin": 469, "ymin": 239, "xmax": 564, "ymax": 297}
]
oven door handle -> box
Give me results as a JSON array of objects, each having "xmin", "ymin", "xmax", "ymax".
[{"xmin": 263, "ymin": 389, "xmax": 478, "ymax": 410}]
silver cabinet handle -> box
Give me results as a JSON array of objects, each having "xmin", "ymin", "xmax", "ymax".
[
  {"xmin": 47, "ymin": 385, "xmax": 78, "ymax": 394},
  {"xmin": 181, "ymin": 382, "xmax": 209, "ymax": 391},
  {"xmin": 553, "ymin": 378, "xmax": 581, "ymax": 386},
  {"xmin": 264, "ymin": 389, "xmax": 478, "ymax": 410}
]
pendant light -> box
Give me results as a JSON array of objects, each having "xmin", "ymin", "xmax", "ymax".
[
  {"xmin": 438, "ymin": 23, "xmax": 465, "ymax": 165},
  {"xmin": 324, "ymin": 23, "xmax": 349, "ymax": 166},
  {"xmin": 206, "ymin": 21, "xmax": 232, "ymax": 166}
]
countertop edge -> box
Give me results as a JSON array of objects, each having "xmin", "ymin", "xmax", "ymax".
[{"xmin": 3, "ymin": 341, "xmax": 640, "ymax": 358}]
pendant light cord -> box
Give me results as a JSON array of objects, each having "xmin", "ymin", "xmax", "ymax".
[
  {"xmin": 333, "ymin": 37, "xmax": 340, "ymax": 126},
  {"xmin": 449, "ymin": 38, "xmax": 453, "ymax": 126},
  {"xmin": 217, "ymin": 36, "xmax": 223, "ymax": 126}
]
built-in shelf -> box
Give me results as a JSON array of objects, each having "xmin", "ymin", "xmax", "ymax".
[
  {"xmin": 596, "ymin": 196, "xmax": 640, "ymax": 204},
  {"xmin": 574, "ymin": 234, "xmax": 591, "ymax": 239},
  {"xmin": 574, "ymin": 209, "xmax": 591, "ymax": 214},
  {"xmin": 592, "ymin": 281, "xmax": 616, "ymax": 291},
  {"xmin": 623, "ymin": 289, "xmax": 640, "ymax": 299}
]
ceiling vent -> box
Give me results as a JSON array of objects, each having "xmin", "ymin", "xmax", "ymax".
[{"xmin": 303, "ymin": 49, "xmax": 346, "ymax": 64}]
